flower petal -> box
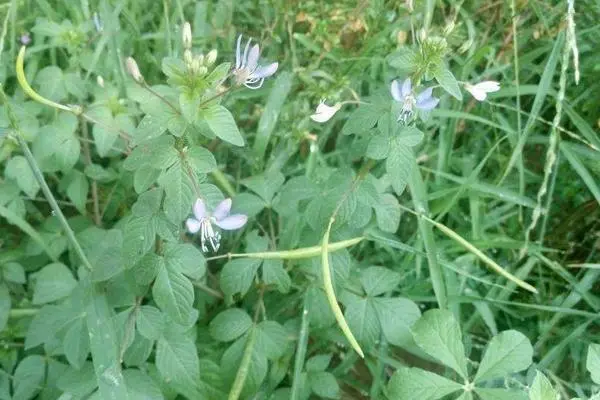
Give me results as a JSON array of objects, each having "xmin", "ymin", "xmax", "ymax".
[
  {"xmin": 235, "ymin": 35, "xmax": 243, "ymax": 69},
  {"xmin": 474, "ymin": 81, "xmax": 500, "ymax": 93},
  {"xmin": 193, "ymin": 198, "xmax": 206, "ymax": 220},
  {"xmin": 416, "ymin": 96, "xmax": 439, "ymax": 111},
  {"xmin": 214, "ymin": 214, "xmax": 248, "ymax": 230},
  {"xmin": 390, "ymin": 80, "xmax": 402, "ymax": 101},
  {"xmin": 186, "ymin": 218, "xmax": 201, "ymax": 234},
  {"xmin": 242, "ymin": 38, "xmax": 252, "ymax": 69},
  {"xmin": 213, "ymin": 198, "xmax": 232, "ymax": 220},
  {"xmin": 246, "ymin": 44, "xmax": 260, "ymax": 72},
  {"xmin": 465, "ymin": 84, "xmax": 487, "ymax": 101},
  {"xmin": 416, "ymin": 87, "xmax": 433, "ymax": 104},
  {"xmin": 252, "ymin": 62, "xmax": 278, "ymax": 79},
  {"xmin": 401, "ymin": 78, "xmax": 412, "ymax": 97}
]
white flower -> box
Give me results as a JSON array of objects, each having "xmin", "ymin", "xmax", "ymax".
[
  {"xmin": 186, "ymin": 198, "xmax": 248, "ymax": 252},
  {"xmin": 310, "ymin": 101, "xmax": 342, "ymax": 123},
  {"xmin": 464, "ymin": 81, "xmax": 500, "ymax": 101},
  {"xmin": 233, "ymin": 34, "xmax": 278, "ymax": 89}
]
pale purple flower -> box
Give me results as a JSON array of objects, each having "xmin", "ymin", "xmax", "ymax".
[
  {"xmin": 186, "ymin": 198, "xmax": 248, "ymax": 252},
  {"xmin": 464, "ymin": 81, "xmax": 500, "ymax": 101},
  {"xmin": 391, "ymin": 78, "xmax": 439, "ymax": 123},
  {"xmin": 20, "ymin": 33, "xmax": 31, "ymax": 46},
  {"xmin": 233, "ymin": 34, "xmax": 278, "ymax": 89}
]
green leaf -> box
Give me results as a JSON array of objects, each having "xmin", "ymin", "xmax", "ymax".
[
  {"xmin": 185, "ymin": 146, "xmax": 217, "ymax": 174},
  {"xmin": 342, "ymin": 105, "xmax": 380, "ymax": 135},
  {"xmin": 121, "ymin": 215, "xmax": 156, "ymax": 268},
  {"xmin": 221, "ymin": 334, "xmax": 268, "ymax": 397},
  {"xmin": 203, "ymin": 105, "xmax": 244, "ymax": 146},
  {"xmin": 13, "ymin": 355, "xmax": 46, "ymax": 400},
  {"xmin": 159, "ymin": 160, "xmax": 196, "ymax": 225},
  {"xmin": 209, "ymin": 308, "xmax": 253, "ymax": 342},
  {"xmin": 163, "ymin": 243, "xmax": 206, "ymax": 280},
  {"xmin": 344, "ymin": 297, "xmax": 380, "ymax": 350},
  {"xmin": 134, "ymin": 167, "xmax": 162, "ymax": 194},
  {"xmin": 25, "ymin": 304, "xmax": 77, "ymax": 349},
  {"xmin": 123, "ymin": 333, "xmax": 154, "ymax": 367},
  {"xmin": 65, "ymin": 171, "xmax": 89, "ymax": 214},
  {"xmin": 5, "ymin": 155, "xmax": 39, "ymax": 198},
  {"xmin": 35, "ymin": 66, "xmax": 66, "ymax": 101},
  {"xmin": 124, "ymin": 368, "xmax": 164, "ymax": 400},
  {"xmin": 133, "ymin": 114, "xmax": 169, "ymax": 145},
  {"xmin": 56, "ymin": 362, "xmax": 97, "ymax": 397},
  {"xmin": 32, "ymin": 263, "xmax": 77, "ymax": 305},
  {"xmin": 433, "ymin": 65, "xmax": 462, "ymax": 100},
  {"xmin": 85, "ymin": 288, "xmax": 129, "ymax": 399},
  {"xmin": 253, "ymin": 71, "xmax": 294, "ymax": 158},
  {"xmin": 305, "ymin": 285, "xmax": 335, "ymax": 328},
  {"xmin": 308, "ymin": 371, "xmax": 340, "ymax": 399},
  {"xmin": 306, "ymin": 354, "xmax": 332, "ymax": 372},
  {"xmin": 63, "ymin": 318, "xmax": 90, "ymax": 369},
  {"xmin": 79, "ymin": 227, "xmax": 124, "ymax": 282},
  {"xmin": 0, "ymin": 283, "xmax": 10, "ymax": 331},
  {"xmin": 32, "ymin": 118, "xmax": 80, "ymax": 172},
  {"xmin": 152, "ymin": 261, "xmax": 194, "ymax": 325},
  {"xmin": 156, "ymin": 332, "xmax": 200, "ymax": 397},
  {"xmin": 411, "ymin": 309, "xmax": 468, "ymax": 378},
  {"xmin": 587, "ymin": 343, "xmax": 600, "ymax": 384},
  {"xmin": 387, "ymin": 48, "xmax": 417, "ymax": 73},
  {"xmin": 89, "ymin": 107, "xmax": 117, "ymax": 157},
  {"xmin": 374, "ymin": 193, "xmax": 401, "ymax": 233},
  {"xmin": 255, "ymin": 320, "xmax": 289, "ymax": 360},
  {"xmin": 475, "ymin": 388, "xmax": 527, "ymax": 400},
  {"xmin": 373, "ymin": 297, "xmax": 421, "ymax": 347},
  {"xmin": 386, "ymin": 367, "xmax": 462, "ymax": 400},
  {"xmin": 242, "ymin": 170, "xmax": 285, "ymax": 205},
  {"xmin": 386, "ymin": 138, "xmax": 415, "ymax": 196},
  {"xmin": 136, "ymin": 305, "xmax": 165, "ymax": 341},
  {"xmin": 220, "ymin": 258, "xmax": 261, "ymax": 299},
  {"xmin": 261, "ymin": 259, "xmax": 291, "ymax": 293},
  {"xmin": 360, "ymin": 266, "xmax": 401, "ymax": 296},
  {"xmin": 123, "ymin": 136, "xmax": 179, "ymax": 171},
  {"xmin": 366, "ymin": 134, "xmax": 391, "ymax": 160},
  {"xmin": 2, "ymin": 262, "xmax": 25, "ymax": 284},
  {"xmin": 529, "ymin": 371, "xmax": 559, "ymax": 400},
  {"xmin": 474, "ymin": 330, "xmax": 533, "ymax": 383}
]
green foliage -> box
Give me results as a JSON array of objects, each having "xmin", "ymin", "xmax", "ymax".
[{"xmin": 1, "ymin": 1, "xmax": 598, "ymax": 399}]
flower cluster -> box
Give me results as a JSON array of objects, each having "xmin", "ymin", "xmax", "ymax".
[{"xmin": 186, "ymin": 198, "xmax": 247, "ymax": 252}]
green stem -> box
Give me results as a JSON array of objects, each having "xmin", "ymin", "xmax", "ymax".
[
  {"xmin": 290, "ymin": 304, "xmax": 310, "ymax": 400},
  {"xmin": 211, "ymin": 169, "xmax": 236, "ymax": 198},
  {"xmin": 9, "ymin": 308, "xmax": 39, "ymax": 318},
  {"xmin": 204, "ymin": 237, "xmax": 364, "ymax": 261},
  {"xmin": 16, "ymin": 135, "xmax": 94, "ymax": 271},
  {"xmin": 407, "ymin": 166, "xmax": 447, "ymax": 309}
]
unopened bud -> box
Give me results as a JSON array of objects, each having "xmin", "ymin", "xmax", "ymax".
[
  {"xmin": 458, "ymin": 39, "xmax": 473, "ymax": 54},
  {"xmin": 195, "ymin": 54, "xmax": 204, "ymax": 65},
  {"xmin": 418, "ymin": 28, "xmax": 427, "ymax": 42},
  {"xmin": 96, "ymin": 75, "xmax": 105, "ymax": 88},
  {"xmin": 191, "ymin": 58, "xmax": 201, "ymax": 73},
  {"xmin": 443, "ymin": 21, "xmax": 455, "ymax": 36},
  {"xmin": 126, "ymin": 57, "xmax": 143, "ymax": 82},
  {"xmin": 197, "ymin": 66, "xmax": 208, "ymax": 75},
  {"xmin": 182, "ymin": 22, "xmax": 192, "ymax": 49},
  {"xmin": 184, "ymin": 49, "xmax": 193, "ymax": 67},
  {"xmin": 205, "ymin": 49, "xmax": 217, "ymax": 65}
]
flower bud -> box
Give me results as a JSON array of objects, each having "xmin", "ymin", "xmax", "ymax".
[
  {"xmin": 96, "ymin": 75, "xmax": 105, "ymax": 88},
  {"xmin": 126, "ymin": 57, "xmax": 143, "ymax": 82},
  {"xmin": 205, "ymin": 49, "xmax": 217, "ymax": 65},
  {"xmin": 443, "ymin": 21, "xmax": 455, "ymax": 36},
  {"xmin": 197, "ymin": 66, "xmax": 208, "ymax": 75},
  {"xmin": 195, "ymin": 54, "xmax": 204, "ymax": 66},
  {"xmin": 184, "ymin": 49, "xmax": 193, "ymax": 67},
  {"xmin": 182, "ymin": 22, "xmax": 192, "ymax": 49},
  {"xmin": 191, "ymin": 58, "xmax": 201, "ymax": 74},
  {"xmin": 310, "ymin": 101, "xmax": 342, "ymax": 123}
]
